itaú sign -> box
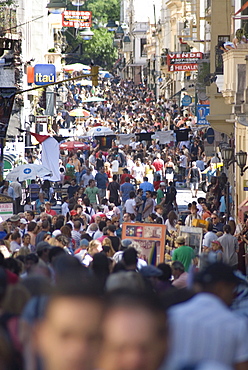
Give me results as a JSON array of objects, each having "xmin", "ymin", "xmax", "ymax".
[
  {"xmin": 167, "ymin": 52, "xmax": 203, "ymax": 72},
  {"xmin": 27, "ymin": 64, "xmax": 56, "ymax": 86}
]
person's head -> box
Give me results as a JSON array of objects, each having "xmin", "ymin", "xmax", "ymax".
[
  {"xmin": 99, "ymin": 290, "xmax": 167, "ymax": 370},
  {"xmin": 42, "ymin": 220, "xmax": 50, "ymax": 231},
  {"xmin": 73, "ymin": 220, "xmax": 81, "ymax": 231},
  {"xmin": 192, "ymin": 161, "xmax": 196, "ymax": 168},
  {"xmin": 223, "ymin": 224, "xmax": 231, "ymax": 234},
  {"xmin": 112, "ymin": 174, "xmax": 117, "ymax": 182},
  {"xmin": 157, "ymin": 263, "xmax": 172, "ymax": 282},
  {"xmin": 45, "ymin": 202, "xmax": 51, "ymax": 211},
  {"xmin": 89, "ymin": 179, "xmax": 95, "ymax": 187},
  {"xmin": 175, "ymin": 236, "xmax": 185, "ymax": 248},
  {"xmin": 24, "ymin": 253, "xmax": 39, "ymax": 274},
  {"xmin": 211, "ymin": 213, "xmax": 219, "ymax": 225},
  {"xmin": 195, "ymin": 262, "xmax": 240, "ymax": 306},
  {"xmin": 122, "ymin": 247, "xmax": 137, "ymax": 270},
  {"xmin": 88, "ymin": 240, "xmax": 102, "ymax": 257},
  {"xmin": 71, "ymin": 179, "xmax": 76, "ymax": 186},
  {"xmin": 168, "ymin": 210, "xmax": 178, "ymax": 226},
  {"xmin": 137, "ymin": 188, "xmax": 143, "ymax": 196},
  {"xmin": 190, "ymin": 205, "xmax": 198, "ymax": 215},
  {"xmin": 11, "ymin": 231, "xmax": 21, "ymax": 245},
  {"xmin": 34, "ymin": 281, "xmax": 103, "ymax": 370},
  {"xmin": 146, "ymin": 191, "xmax": 152, "ymax": 198},
  {"xmin": 171, "ymin": 261, "xmax": 185, "ymax": 280},
  {"xmin": 125, "ymin": 177, "xmax": 130, "ymax": 183},
  {"xmin": 123, "ymin": 213, "xmax": 131, "ymax": 223},
  {"xmin": 143, "ymin": 176, "xmax": 148, "ymax": 182},
  {"xmin": 211, "ymin": 240, "xmax": 222, "ymax": 252},
  {"xmin": 129, "ymin": 191, "xmax": 135, "ymax": 199},
  {"xmin": 23, "ymin": 233, "xmax": 31, "ymax": 246},
  {"xmin": 26, "ymin": 210, "xmax": 35, "ymax": 222},
  {"xmin": 155, "ymin": 205, "xmax": 163, "ymax": 215}
]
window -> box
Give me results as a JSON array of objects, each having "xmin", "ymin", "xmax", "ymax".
[{"xmin": 140, "ymin": 38, "xmax": 147, "ymax": 57}]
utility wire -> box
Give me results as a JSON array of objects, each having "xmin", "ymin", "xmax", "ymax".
[{"xmin": 0, "ymin": 14, "xmax": 45, "ymax": 34}]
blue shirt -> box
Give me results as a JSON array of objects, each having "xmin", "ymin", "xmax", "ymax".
[
  {"xmin": 95, "ymin": 172, "xmax": 108, "ymax": 189},
  {"xmin": 120, "ymin": 182, "xmax": 134, "ymax": 202},
  {"xmin": 139, "ymin": 181, "xmax": 154, "ymax": 200}
]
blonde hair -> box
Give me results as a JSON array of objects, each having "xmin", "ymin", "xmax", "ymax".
[
  {"xmin": 88, "ymin": 240, "xmax": 102, "ymax": 255},
  {"xmin": 102, "ymin": 237, "xmax": 115, "ymax": 257}
]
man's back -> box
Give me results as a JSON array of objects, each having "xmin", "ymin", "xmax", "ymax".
[
  {"xmin": 165, "ymin": 293, "xmax": 248, "ymax": 370},
  {"xmin": 172, "ymin": 245, "xmax": 194, "ymax": 272},
  {"xmin": 218, "ymin": 233, "xmax": 238, "ymax": 267},
  {"xmin": 120, "ymin": 182, "xmax": 134, "ymax": 202}
]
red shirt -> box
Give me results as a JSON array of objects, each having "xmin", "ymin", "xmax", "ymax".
[
  {"xmin": 120, "ymin": 173, "xmax": 134, "ymax": 184},
  {"xmin": 45, "ymin": 209, "xmax": 57, "ymax": 216},
  {"xmin": 153, "ymin": 159, "xmax": 164, "ymax": 172}
]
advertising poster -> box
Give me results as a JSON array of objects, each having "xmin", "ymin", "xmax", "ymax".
[
  {"xmin": 179, "ymin": 226, "xmax": 203, "ymax": 256},
  {"xmin": 122, "ymin": 223, "xmax": 166, "ymax": 264}
]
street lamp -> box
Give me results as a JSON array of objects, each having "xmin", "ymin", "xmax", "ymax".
[
  {"xmin": 115, "ymin": 25, "xmax": 124, "ymax": 39},
  {"xmin": 221, "ymin": 146, "xmax": 248, "ymax": 176},
  {"xmin": 236, "ymin": 150, "xmax": 248, "ymax": 176},
  {"xmin": 46, "ymin": 0, "xmax": 67, "ymax": 12},
  {"xmin": 79, "ymin": 27, "xmax": 94, "ymax": 40},
  {"xmin": 221, "ymin": 146, "xmax": 235, "ymax": 169},
  {"xmin": 106, "ymin": 20, "xmax": 118, "ymax": 31}
]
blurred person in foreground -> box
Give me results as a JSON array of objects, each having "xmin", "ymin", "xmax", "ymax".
[
  {"xmin": 163, "ymin": 263, "xmax": 248, "ymax": 370},
  {"xmin": 98, "ymin": 290, "xmax": 167, "ymax": 370},
  {"xmin": 34, "ymin": 280, "xmax": 103, "ymax": 370}
]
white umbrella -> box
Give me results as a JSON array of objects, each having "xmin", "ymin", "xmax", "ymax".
[
  {"xmin": 87, "ymin": 127, "xmax": 115, "ymax": 136},
  {"xmin": 6, "ymin": 164, "xmax": 53, "ymax": 181}
]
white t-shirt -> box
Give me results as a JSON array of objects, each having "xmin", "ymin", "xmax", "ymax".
[
  {"xmin": 124, "ymin": 199, "xmax": 136, "ymax": 214},
  {"xmin": 112, "ymin": 160, "xmax": 119, "ymax": 172}
]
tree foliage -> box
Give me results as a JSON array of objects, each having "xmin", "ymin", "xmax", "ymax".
[
  {"xmin": 80, "ymin": 28, "xmax": 117, "ymax": 69},
  {"xmin": 65, "ymin": 0, "xmax": 120, "ymax": 70},
  {"xmin": 81, "ymin": 0, "xmax": 120, "ymax": 24}
]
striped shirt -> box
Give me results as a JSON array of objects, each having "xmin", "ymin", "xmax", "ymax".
[{"xmin": 163, "ymin": 293, "xmax": 248, "ymax": 370}]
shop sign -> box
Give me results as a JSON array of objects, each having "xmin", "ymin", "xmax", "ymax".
[
  {"xmin": 167, "ymin": 52, "xmax": 203, "ymax": 72},
  {"xmin": 62, "ymin": 11, "xmax": 92, "ymax": 28},
  {"xmin": 33, "ymin": 64, "xmax": 56, "ymax": 86},
  {"xmin": 122, "ymin": 223, "xmax": 166, "ymax": 265},
  {"xmin": 0, "ymin": 195, "xmax": 13, "ymax": 221},
  {"xmin": 197, "ymin": 104, "xmax": 210, "ymax": 125}
]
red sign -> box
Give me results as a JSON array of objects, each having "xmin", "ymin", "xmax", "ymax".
[
  {"xmin": 62, "ymin": 10, "xmax": 92, "ymax": 28},
  {"xmin": 167, "ymin": 52, "xmax": 203, "ymax": 72}
]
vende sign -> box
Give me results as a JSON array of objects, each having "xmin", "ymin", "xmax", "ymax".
[
  {"xmin": 167, "ymin": 52, "xmax": 203, "ymax": 72},
  {"xmin": 62, "ymin": 11, "xmax": 92, "ymax": 28}
]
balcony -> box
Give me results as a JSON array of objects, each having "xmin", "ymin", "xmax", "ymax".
[{"xmin": 222, "ymin": 44, "xmax": 248, "ymax": 105}]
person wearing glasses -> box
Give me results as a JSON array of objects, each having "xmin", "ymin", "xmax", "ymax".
[{"xmin": 211, "ymin": 212, "xmax": 224, "ymax": 233}]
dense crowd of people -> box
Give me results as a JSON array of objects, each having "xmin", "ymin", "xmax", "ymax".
[{"xmin": 1, "ymin": 79, "xmax": 248, "ymax": 370}]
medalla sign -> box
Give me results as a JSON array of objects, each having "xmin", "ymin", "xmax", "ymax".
[
  {"xmin": 62, "ymin": 11, "xmax": 92, "ymax": 28},
  {"xmin": 167, "ymin": 52, "xmax": 203, "ymax": 72}
]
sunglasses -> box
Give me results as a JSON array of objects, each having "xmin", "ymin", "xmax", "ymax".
[{"xmin": 211, "ymin": 217, "xmax": 217, "ymax": 220}]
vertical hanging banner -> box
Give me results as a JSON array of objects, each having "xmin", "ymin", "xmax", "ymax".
[{"xmin": 0, "ymin": 87, "xmax": 17, "ymax": 138}]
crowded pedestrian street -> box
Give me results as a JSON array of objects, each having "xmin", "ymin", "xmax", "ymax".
[{"xmin": 1, "ymin": 0, "xmax": 248, "ymax": 370}]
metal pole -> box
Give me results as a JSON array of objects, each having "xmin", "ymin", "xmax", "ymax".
[
  {"xmin": 0, "ymin": 138, "xmax": 4, "ymax": 182},
  {"xmin": 226, "ymin": 181, "xmax": 230, "ymax": 224}
]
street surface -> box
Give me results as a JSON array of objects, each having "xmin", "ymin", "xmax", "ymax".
[{"xmin": 176, "ymin": 186, "xmax": 205, "ymax": 212}]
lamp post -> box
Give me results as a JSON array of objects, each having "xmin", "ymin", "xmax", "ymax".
[{"xmin": 221, "ymin": 146, "xmax": 248, "ymax": 223}]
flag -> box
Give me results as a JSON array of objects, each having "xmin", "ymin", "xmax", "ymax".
[
  {"xmin": 148, "ymin": 243, "xmax": 157, "ymax": 266},
  {"xmin": 29, "ymin": 132, "xmax": 60, "ymax": 181}
]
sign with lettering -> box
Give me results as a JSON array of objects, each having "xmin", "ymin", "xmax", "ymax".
[
  {"xmin": 167, "ymin": 52, "xmax": 203, "ymax": 72},
  {"xmin": 197, "ymin": 104, "xmax": 210, "ymax": 125},
  {"xmin": 62, "ymin": 11, "xmax": 92, "ymax": 28},
  {"xmin": 122, "ymin": 223, "xmax": 166, "ymax": 264},
  {"xmin": 33, "ymin": 64, "xmax": 56, "ymax": 86},
  {"xmin": 0, "ymin": 194, "xmax": 13, "ymax": 221}
]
